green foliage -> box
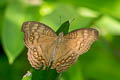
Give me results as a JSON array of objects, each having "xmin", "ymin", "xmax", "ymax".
[
  {"xmin": 0, "ymin": 0, "xmax": 120, "ymax": 80},
  {"xmin": 2, "ymin": 2, "xmax": 25, "ymax": 63},
  {"xmin": 56, "ymin": 21, "xmax": 70, "ymax": 35}
]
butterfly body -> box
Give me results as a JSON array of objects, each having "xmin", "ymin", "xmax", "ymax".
[
  {"xmin": 56, "ymin": 32, "xmax": 64, "ymax": 44},
  {"xmin": 22, "ymin": 21, "xmax": 99, "ymax": 73}
]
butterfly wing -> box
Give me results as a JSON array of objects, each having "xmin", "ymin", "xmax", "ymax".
[
  {"xmin": 22, "ymin": 21, "xmax": 57, "ymax": 70},
  {"xmin": 51, "ymin": 41, "xmax": 79, "ymax": 73},
  {"xmin": 52, "ymin": 28, "xmax": 99, "ymax": 73},
  {"xmin": 64, "ymin": 28, "xmax": 99, "ymax": 55}
]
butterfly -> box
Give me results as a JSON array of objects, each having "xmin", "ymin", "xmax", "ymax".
[{"xmin": 21, "ymin": 21, "xmax": 99, "ymax": 73}]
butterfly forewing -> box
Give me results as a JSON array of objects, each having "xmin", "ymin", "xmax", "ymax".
[
  {"xmin": 51, "ymin": 28, "xmax": 98, "ymax": 73},
  {"xmin": 64, "ymin": 28, "xmax": 98, "ymax": 55},
  {"xmin": 22, "ymin": 21, "xmax": 57, "ymax": 70}
]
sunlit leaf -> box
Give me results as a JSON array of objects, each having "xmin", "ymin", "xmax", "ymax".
[
  {"xmin": 2, "ymin": 3, "xmax": 25, "ymax": 63},
  {"xmin": 45, "ymin": 0, "xmax": 120, "ymax": 19},
  {"xmin": 96, "ymin": 15, "xmax": 120, "ymax": 36},
  {"xmin": 1, "ymin": 0, "xmax": 42, "ymax": 63}
]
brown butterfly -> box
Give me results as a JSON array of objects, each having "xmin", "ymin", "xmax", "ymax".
[{"xmin": 21, "ymin": 21, "xmax": 99, "ymax": 73}]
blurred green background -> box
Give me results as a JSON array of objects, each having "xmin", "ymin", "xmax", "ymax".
[{"xmin": 0, "ymin": 0, "xmax": 120, "ymax": 80}]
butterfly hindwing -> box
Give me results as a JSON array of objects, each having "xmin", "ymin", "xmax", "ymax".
[
  {"xmin": 22, "ymin": 21, "xmax": 57, "ymax": 70},
  {"xmin": 51, "ymin": 42, "xmax": 79, "ymax": 73}
]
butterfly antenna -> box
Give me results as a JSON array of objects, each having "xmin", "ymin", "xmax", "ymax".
[
  {"xmin": 70, "ymin": 18, "xmax": 75, "ymax": 25},
  {"xmin": 59, "ymin": 16, "xmax": 62, "ymax": 25}
]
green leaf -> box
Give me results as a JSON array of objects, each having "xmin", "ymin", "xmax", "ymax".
[
  {"xmin": 62, "ymin": 62, "xmax": 84, "ymax": 80},
  {"xmin": 0, "ymin": 51, "xmax": 30, "ymax": 80},
  {"xmin": 2, "ymin": 19, "xmax": 24, "ymax": 64},
  {"xmin": 56, "ymin": 20, "xmax": 70, "ymax": 35},
  {"xmin": 0, "ymin": 0, "xmax": 7, "ymax": 8},
  {"xmin": 2, "ymin": 3, "xmax": 25, "ymax": 64},
  {"xmin": 96, "ymin": 15, "xmax": 120, "ymax": 36},
  {"xmin": 45, "ymin": 0, "xmax": 120, "ymax": 19},
  {"xmin": 32, "ymin": 69, "xmax": 59, "ymax": 80},
  {"xmin": 0, "ymin": 2, "xmax": 6, "ymax": 43},
  {"xmin": 2, "ymin": 0, "xmax": 41, "ymax": 63},
  {"xmin": 81, "ymin": 39, "xmax": 120, "ymax": 80}
]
